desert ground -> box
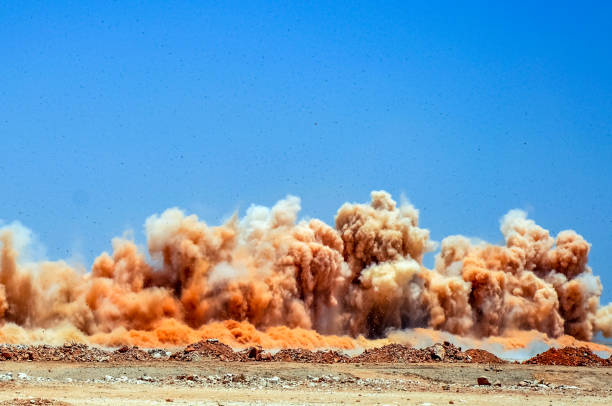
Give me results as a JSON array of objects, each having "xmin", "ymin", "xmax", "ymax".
[
  {"xmin": 0, "ymin": 340, "xmax": 609, "ymax": 406},
  {"xmin": 1, "ymin": 359, "xmax": 611, "ymax": 406}
]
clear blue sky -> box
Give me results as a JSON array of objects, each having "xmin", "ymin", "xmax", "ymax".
[{"xmin": 1, "ymin": 2, "xmax": 611, "ymax": 303}]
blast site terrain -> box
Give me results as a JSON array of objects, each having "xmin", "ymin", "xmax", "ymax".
[{"xmin": 0, "ymin": 340, "xmax": 610, "ymax": 405}]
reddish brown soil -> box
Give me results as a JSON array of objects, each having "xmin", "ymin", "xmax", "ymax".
[
  {"xmin": 465, "ymin": 349, "xmax": 506, "ymax": 364},
  {"xmin": 0, "ymin": 343, "xmax": 108, "ymax": 362},
  {"xmin": 170, "ymin": 340, "xmax": 244, "ymax": 361},
  {"xmin": 350, "ymin": 343, "xmax": 431, "ymax": 363},
  {"xmin": 0, "ymin": 341, "xmax": 609, "ymax": 366},
  {"xmin": 523, "ymin": 346, "xmax": 609, "ymax": 366},
  {"xmin": 111, "ymin": 345, "xmax": 155, "ymax": 361},
  {"xmin": 350, "ymin": 342, "xmax": 471, "ymax": 363},
  {"xmin": 272, "ymin": 348, "xmax": 350, "ymax": 363}
]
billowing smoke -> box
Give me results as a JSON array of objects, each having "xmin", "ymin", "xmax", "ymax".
[{"xmin": 0, "ymin": 191, "xmax": 610, "ymax": 349}]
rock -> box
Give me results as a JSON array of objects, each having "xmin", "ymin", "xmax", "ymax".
[
  {"xmin": 430, "ymin": 343, "xmax": 446, "ymax": 361},
  {"xmin": 477, "ymin": 376, "xmax": 491, "ymax": 386},
  {"xmin": 493, "ymin": 380, "xmax": 501, "ymax": 387},
  {"xmin": 245, "ymin": 347, "xmax": 261, "ymax": 359},
  {"xmin": 148, "ymin": 349, "xmax": 169, "ymax": 360},
  {"xmin": 259, "ymin": 352, "xmax": 273, "ymax": 361}
]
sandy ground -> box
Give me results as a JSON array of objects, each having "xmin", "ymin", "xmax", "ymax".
[{"xmin": 0, "ymin": 361, "xmax": 610, "ymax": 405}]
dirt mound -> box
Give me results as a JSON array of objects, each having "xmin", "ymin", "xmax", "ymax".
[
  {"xmin": 351, "ymin": 342, "xmax": 470, "ymax": 364},
  {"xmin": 351, "ymin": 344, "xmax": 430, "ymax": 363},
  {"xmin": 524, "ymin": 347, "xmax": 609, "ymax": 366},
  {"xmin": 272, "ymin": 348, "xmax": 350, "ymax": 363},
  {"xmin": 170, "ymin": 339, "xmax": 245, "ymax": 361},
  {"xmin": 110, "ymin": 345, "xmax": 155, "ymax": 361},
  {"xmin": 0, "ymin": 399, "xmax": 73, "ymax": 406},
  {"xmin": 465, "ymin": 349, "xmax": 506, "ymax": 364},
  {"xmin": 0, "ymin": 343, "xmax": 168, "ymax": 362},
  {"xmin": 3, "ymin": 340, "xmax": 609, "ymax": 366},
  {"xmin": 0, "ymin": 343, "xmax": 109, "ymax": 362}
]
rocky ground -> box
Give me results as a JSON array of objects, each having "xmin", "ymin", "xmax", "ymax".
[{"xmin": 0, "ymin": 341, "xmax": 609, "ymax": 405}]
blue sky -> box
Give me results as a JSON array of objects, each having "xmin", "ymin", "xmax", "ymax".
[{"xmin": 1, "ymin": 2, "xmax": 611, "ymax": 303}]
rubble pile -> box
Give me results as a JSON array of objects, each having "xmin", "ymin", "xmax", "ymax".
[
  {"xmin": 351, "ymin": 342, "xmax": 470, "ymax": 364},
  {"xmin": 272, "ymin": 349, "xmax": 350, "ymax": 363},
  {"xmin": 170, "ymin": 339, "xmax": 244, "ymax": 361},
  {"xmin": 351, "ymin": 344, "xmax": 431, "ymax": 363},
  {"xmin": 523, "ymin": 347, "xmax": 609, "ymax": 366},
  {"xmin": 465, "ymin": 349, "xmax": 506, "ymax": 364},
  {"xmin": 0, "ymin": 343, "xmax": 173, "ymax": 362},
  {"xmin": 0, "ymin": 340, "xmax": 609, "ymax": 365},
  {"xmin": 110, "ymin": 345, "xmax": 155, "ymax": 361},
  {"xmin": 0, "ymin": 343, "xmax": 109, "ymax": 362}
]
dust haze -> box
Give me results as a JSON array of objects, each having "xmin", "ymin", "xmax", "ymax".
[{"xmin": 0, "ymin": 191, "xmax": 610, "ymax": 352}]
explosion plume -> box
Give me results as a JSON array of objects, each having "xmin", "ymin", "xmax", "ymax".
[{"xmin": 0, "ymin": 191, "xmax": 610, "ymax": 350}]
